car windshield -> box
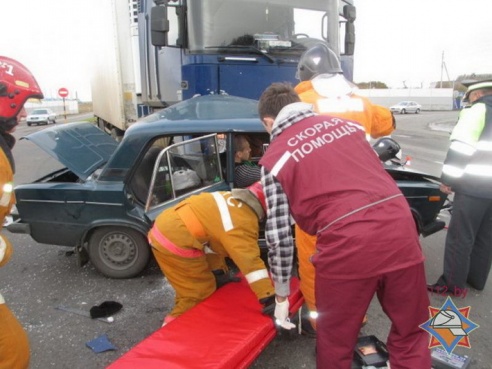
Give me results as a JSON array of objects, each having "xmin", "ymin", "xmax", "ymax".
[{"xmin": 31, "ymin": 109, "xmax": 50, "ymax": 114}]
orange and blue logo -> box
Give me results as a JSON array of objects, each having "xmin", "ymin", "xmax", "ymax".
[{"xmin": 420, "ymin": 297, "xmax": 479, "ymax": 354}]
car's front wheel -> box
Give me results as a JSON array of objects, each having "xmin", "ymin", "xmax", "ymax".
[
  {"xmin": 415, "ymin": 108, "xmax": 420, "ymax": 114},
  {"xmin": 88, "ymin": 227, "xmax": 150, "ymax": 279},
  {"xmin": 401, "ymin": 109, "xmax": 406, "ymax": 114}
]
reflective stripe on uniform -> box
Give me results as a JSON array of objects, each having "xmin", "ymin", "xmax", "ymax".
[
  {"xmin": 449, "ymin": 141, "xmax": 476, "ymax": 156},
  {"xmin": 271, "ymin": 151, "xmax": 292, "ymax": 177},
  {"xmin": 442, "ymin": 164, "xmax": 464, "ymax": 178},
  {"xmin": 0, "ymin": 236, "xmax": 6, "ymax": 263},
  {"xmin": 149, "ymin": 226, "xmax": 204, "ymax": 258},
  {"xmin": 0, "ymin": 237, "xmax": 6, "ymax": 304},
  {"xmin": 443, "ymin": 163, "xmax": 492, "ymax": 178},
  {"xmin": 316, "ymin": 96, "xmax": 364, "ymax": 113},
  {"xmin": 211, "ymin": 192, "xmax": 233, "ymax": 232},
  {"xmin": 0, "ymin": 182, "xmax": 13, "ymax": 207},
  {"xmin": 244, "ymin": 269, "xmax": 269, "ymax": 284},
  {"xmin": 465, "ymin": 164, "xmax": 492, "ymax": 176},
  {"xmin": 477, "ymin": 140, "xmax": 492, "ymax": 151}
]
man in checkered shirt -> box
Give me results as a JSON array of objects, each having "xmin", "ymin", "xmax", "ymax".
[{"xmin": 258, "ymin": 82, "xmax": 431, "ymax": 369}]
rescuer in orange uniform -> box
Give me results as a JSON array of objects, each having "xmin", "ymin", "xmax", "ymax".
[
  {"xmin": 294, "ymin": 45, "xmax": 396, "ymax": 331},
  {"xmin": 148, "ymin": 182, "xmax": 275, "ymax": 324},
  {"xmin": 295, "ymin": 43, "xmax": 395, "ymax": 139},
  {"xmin": 0, "ymin": 56, "xmax": 44, "ymax": 369}
]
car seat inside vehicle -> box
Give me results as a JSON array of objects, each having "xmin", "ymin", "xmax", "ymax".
[{"xmin": 130, "ymin": 147, "xmax": 161, "ymax": 204}]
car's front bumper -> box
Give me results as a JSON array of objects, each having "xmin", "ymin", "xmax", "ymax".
[{"xmin": 27, "ymin": 120, "xmax": 48, "ymax": 124}]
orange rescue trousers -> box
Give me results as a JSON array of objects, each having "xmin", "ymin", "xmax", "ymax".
[
  {"xmin": 0, "ymin": 303, "xmax": 30, "ymax": 369},
  {"xmin": 295, "ymin": 225, "xmax": 368, "ymax": 330}
]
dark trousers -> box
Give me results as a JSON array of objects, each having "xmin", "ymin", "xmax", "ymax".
[
  {"xmin": 315, "ymin": 263, "xmax": 431, "ymax": 369},
  {"xmin": 441, "ymin": 192, "xmax": 492, "ymax": 290}
]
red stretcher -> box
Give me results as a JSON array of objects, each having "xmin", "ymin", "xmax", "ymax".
[{"xmin": 107, "ymin": 276, "xmax": 303, "ymax": 369}]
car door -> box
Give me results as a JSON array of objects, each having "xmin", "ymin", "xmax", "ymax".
[{"xmin": 143, "ymin": 133, "xmax": 229, "ymax": 221}]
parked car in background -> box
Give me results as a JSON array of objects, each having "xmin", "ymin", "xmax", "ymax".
[
  {"xmin": 26, "ymin": 108, "xmax": 57, "ymax": 126},
  {"xmin": 390, "ymin": 101, "xmax": 422, "ymax": 114},
  {"xmin": 7, "ymin": 95, "xmax": 447, "ymax": 279}
]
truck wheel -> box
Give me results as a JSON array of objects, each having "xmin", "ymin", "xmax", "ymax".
[
  {"xmin": 88, "ymin": 227, "xmax": 150, "ymax": 278},
  {"xmin": 97, "ymin": 118, "xmax": 105, "ymax": 131},
  {"xmin": 111, "ymin": 127, "xmax": 123, "ymax": 141}
]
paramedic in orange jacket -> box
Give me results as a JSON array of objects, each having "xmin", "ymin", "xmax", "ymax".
[
  {"xmin": 294, "ymin": 45, "xmax": 396, "ymax": 331},
  {"xmin": 0, "ymin": 56, "xmax": 43, "ymax": 369},
  {"xmin": 148, "ymin": 182, "xmax": 274, "ymax": 324}
]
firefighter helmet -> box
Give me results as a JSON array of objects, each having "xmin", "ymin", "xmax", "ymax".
[
  {"xmin": 231, "ymin": 181, "xmax": 266, "ymax": 220},
  {"xmin": 296, "ymin": 44, "xmax": 343, "ymax": 81},
  {"xmin": 0, "ymin": 56, "xmax": 44, "ymax": 121}
]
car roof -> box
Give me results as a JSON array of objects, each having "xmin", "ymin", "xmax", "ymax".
[
  {"xmin": 127, "ymin": 94, "xmax": 262, "ymax": 134},
  {"xmin": 102, "ymin": 95, "xmax": 267, "ymax": 180}
]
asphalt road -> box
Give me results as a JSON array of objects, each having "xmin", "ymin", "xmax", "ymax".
[{"xmin": 2, "ymin": 111, "xmax": 491, "ymax": 369}]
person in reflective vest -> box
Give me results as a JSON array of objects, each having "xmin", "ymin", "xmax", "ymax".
[
  {"xmin": 1, "ymin": 56, "xmax": 43, "ymax": 369},
  {"xmin": 428, "ymin": 80, "xmax": 492, "ymax": 293},
  {"xmin": 148, "ymin": 182, "xmax": 274, "ymax": 324},
  {"xmin": 294, "ymin": 44, "xmax": 396, "ymax": 332}
]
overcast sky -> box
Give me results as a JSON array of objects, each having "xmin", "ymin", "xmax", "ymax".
[{"xmin": 2, "ymin": 0, "xmax": 491, "ymax": 101}]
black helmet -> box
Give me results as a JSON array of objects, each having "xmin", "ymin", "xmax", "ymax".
[
  {"xmin": 372, "ymin": 137, "xmax": 401, "ymax": 162},
  {"xmin": 296, "ymin": 44, "xmax": 343, "ymax": 81}
]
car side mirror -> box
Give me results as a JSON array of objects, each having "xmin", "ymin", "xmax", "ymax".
[{"xmin": 151, "ymin": 5, "xmax": 170, "ymax": 47}]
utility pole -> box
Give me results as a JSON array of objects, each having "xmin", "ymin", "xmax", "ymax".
[
  {"xmin": 440, "ymin": 51, "xmax": 444, "ymax": 88},
  {"xmin": 441, "ymin": 51, "xmax": 458, "ymax": 108},
  {"xmin": 440, "ymin": 51, "xmax": 452, "ymax": 88}
]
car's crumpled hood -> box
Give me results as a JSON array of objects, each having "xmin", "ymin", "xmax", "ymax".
[{"xmin": 22, "ymin": 122, "xmax": 118, "ymax": 180}]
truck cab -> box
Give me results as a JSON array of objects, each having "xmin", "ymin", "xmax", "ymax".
[{"xmin": 139, "ymin": 0, "xmax": 356, "ymax": 107}]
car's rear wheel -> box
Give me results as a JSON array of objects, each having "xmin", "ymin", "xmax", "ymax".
[{"xmin": 88, "ymin": 227, "xmax": 150, "ymax": 278}]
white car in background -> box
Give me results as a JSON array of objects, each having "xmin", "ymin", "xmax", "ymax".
[
  {"xmin": 26, "ymin": 108, "xmax": 57, "ymax": 126},
  {"xmin": 390, "ymin": 101, "xmax": 422, "ymax": 114}
]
